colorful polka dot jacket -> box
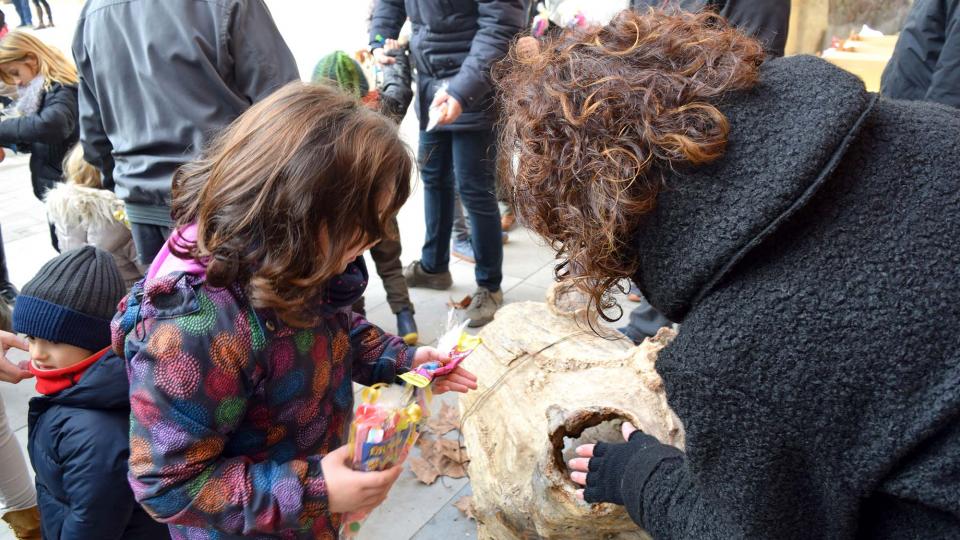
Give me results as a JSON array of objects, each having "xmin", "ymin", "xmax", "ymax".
[{"xmin": 111, "ymin": 260, "xmax": 414, "ymax": 539}]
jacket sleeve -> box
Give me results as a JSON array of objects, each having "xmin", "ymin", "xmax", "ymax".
[
  {"xmin": 125, "ymin": 298, "xmax": 330, "ymax": 534},
  {"xmin": 72, "ymin": 28, "xmax": 116, "ymax": 191},
  {"xmin": 368, "ymin": 0, "xmax": 408, "ymax": 48},
  {"xmin": 0, "ymin": 85, "xmax": 77, "ymax": 146},
  {"xmin": 445, "ymin": 0, "xmax": 526, "ymax": 110},
  {"xmin": 57, "ymin": 414, "xmax": 138, "ymax": 540},
  {"xmin": 225, "ymin": 0, "xmax": 300, "ymax": 104},
  {"xmin": 925, "ymin": 5, "xmax": 960, "ymax": 108},
  {"xmin": 349, "ymin": 312, "xmax": 415, "ymax": 386}
]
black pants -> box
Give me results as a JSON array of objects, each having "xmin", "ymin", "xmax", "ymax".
[{"xmin": 131, "ymin": 223, "xmax": 171, "ymax": 267}]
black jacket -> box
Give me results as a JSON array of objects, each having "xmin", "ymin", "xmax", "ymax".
[
  {"xmin": 369, "ymin": 0, "xmax": 526, "ymax": 131},
  {"xmin": 27, "ymin": 351, "xmax": 168, "ymax": 540},
  {"xmin": 621, "ymin": 56, "xmax": 960, "ymax": 538},
  {"xmin": 881, "ymin": 0, "xmax": 960, "ymax": 108},
  {"xmin": 0, "ymin": 83, "xmax": 78, "ymax": 200},
  {"xmin": 632, "ymin": 0, "xmax": 791, "ymax": 56}
]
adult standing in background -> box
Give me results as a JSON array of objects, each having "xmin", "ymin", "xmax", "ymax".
[
  {"xmin": 881, "ymin": 0, "xmax": 960, "ymax": 108},
  {"xmin": 72, "ymin": 0, "xmax": 300, "ymax": 266},
  {"xmin": 10, "ymin": 0, "xmax": 31, "ymax": 28},
  {"xmin": 370, "ymin": 0, "xmax": 526, "ymax": 328}
]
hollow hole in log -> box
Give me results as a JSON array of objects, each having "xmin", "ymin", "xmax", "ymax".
[{"xmin": 550, "ymin": 409, "xmax": 633, "ymax": 486}]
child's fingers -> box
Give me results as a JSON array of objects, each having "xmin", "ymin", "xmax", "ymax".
[
  {"xmin": 435, "ymin": 381, "xmax": 470, "ymax": 394},
  {"xmin": 444, "ymin": 371, "xmax": 478, "ymax": 388},
  {"xmin": 450, "ymin": 367, "xmax": 478, "ymax": 383}
]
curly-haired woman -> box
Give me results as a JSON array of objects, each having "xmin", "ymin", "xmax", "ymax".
[{"xmin": 498, "ymin": 9, "xmax": 960, "ymax": 539}]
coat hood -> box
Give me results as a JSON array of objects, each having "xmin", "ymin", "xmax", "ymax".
[{"xmin": 632, "ymin": 55, "xmax": 877, "ymax": 322}]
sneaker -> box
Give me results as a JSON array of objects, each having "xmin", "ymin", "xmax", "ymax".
[
  {"xmin": 403, "ymin": 260, "xmax": 453, "ymax": 290},
  {"xmin": 501, "ymin": 211, "xmax": 517, "ymax": 231},
  {"xmin": 465, "ymin": 287, "xmax": 502, "ymax": 327},
  {"xmin": 396, "ymin": 308, "xmax": 418, "ymax": 345},
  {"xmin": 452, "ymin": 238, "xmax": 475, "ymax": 263},
  {"xmin": 627, "ymin": 281, "xmax": 642, "ymax": 303},
  {"xmin": 35, "ymin": 23, "xmax": 46, "ymax": 30}
]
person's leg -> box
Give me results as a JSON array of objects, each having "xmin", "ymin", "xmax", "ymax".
[
  {"xmin": 0, "ymin": 225, "xmax": 17, "ymax": 304},
  {"xmin": 12, "ymin": 0, "xmax": 30, "ymax": 26},
  {"xmin": 0, "ymin": 395, "xmax": 40, "ymax": 540},
  {"xmin": 37, "ymin": 0, "xmax": 50, "ymax": 25},
  {"xmin": 452, "ymin": 192, "xmax": 470, "ymax": 243},
  {"xmin": 130, "ymin": 223, "xmax": 171, "ymax": 267},
  {"xmin": 619, "ymin": 298, "xmax": 672, "ymax": 345},
  {"xmin": 451, "ymin": 129, "xmax": 502, "ymax": 292},
  {"xmin": 30, "ymin": 0, "xmax": 43, "ymax": 27},
  {"xmin": 417, "ymin": 130, "xmax": 455, "ymax": 275},
  {"xmin": 371, "ymin": 218, "xmax": 412, "ymax": 314}
]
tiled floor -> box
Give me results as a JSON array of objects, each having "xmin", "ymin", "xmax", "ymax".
[{"xmin": 0, "ymin": 2, "xmax": 637, "ymax": 537}]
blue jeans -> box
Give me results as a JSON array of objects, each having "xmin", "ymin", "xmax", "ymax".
[
  {"xmin": 12, "ymin": 0, "xmax": 32, "ymax": 25},
  {"xmin": 418, "ymin": 129, "xmax": 502, "ymax": 291}
]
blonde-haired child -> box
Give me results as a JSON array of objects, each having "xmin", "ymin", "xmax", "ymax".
[
  {"xmin": 45, "ymin": 145, "xmax": 141, "ymax": 287},
  {"xmin": 0, "ymin": 31, "xmax": 77, "ymax": 212}
]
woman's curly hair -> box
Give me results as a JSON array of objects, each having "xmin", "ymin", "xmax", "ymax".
[{"xmin": 495, "ymin": 8, "xmax": 765, "ymax": 322}]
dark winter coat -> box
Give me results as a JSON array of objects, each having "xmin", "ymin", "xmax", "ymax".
[
  {"xmin": 631, "ymin": 0, "xmax": 791, "ymax": 56},
  {"xmin": 619, "ymin": 55, "xmax": 960, "ymax": 538},
  {"xmin": 27, "ymin": 351, "xmax": 168, "ymax": 540},
  {"xmin": 369, "ymin": 0, "xmax": 526, "ymax": 131},
  {"xmin": 72, "ymin": 0, "xmax": 299, "ymax": 227},
  {"xmin": 0, "ymin": 82, "xmax": 78, "ymax": 200},
  {"xmin": 880, "ymin": 0, "xmax": 960, "ymax": 108}
]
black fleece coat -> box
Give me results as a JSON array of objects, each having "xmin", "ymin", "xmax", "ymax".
[
  {"xmin": 28, "ymin": 351, "xmax": 168, "ymax": 540},
  {"xmin": 619, "ymin": 55, "xmax": 960, "ymax": 539},
  {"xmin": 0, "ymin": 83, "xmax": 78, "ymax": 200}
]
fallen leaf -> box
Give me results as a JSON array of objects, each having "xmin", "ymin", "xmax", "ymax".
[
  {"xmin": 453, "ymin": 496, "xmax": 475, "ymax": 520},
  {"xmin": 437, "ymin": 458, "xmax": 467, "ymax": 479},
  {"xmin": 424, "ymin": 403, "xmax": 460, "ymax": 435},
  {"xmin": 416, "ymin": 435, "xmax": 438, "ymax": 462},
  {"xmin": 435, "ymin": 438, "xmax": 469, "ymax": 464},
  {"xmin": 409, "ymin": 456, "xmax": 440, "ymax": 485},
  {"xmin": 448, "ymin": 295, "xmax": 472, "ymax": 309}
]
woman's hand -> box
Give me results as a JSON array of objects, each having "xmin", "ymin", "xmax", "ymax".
[
  {"xmin": 0, "ymin": 331, "xmax": 32, "ymax": 384},
  {"xmin": 322, "ymin": 445, "xmax": 404, "ymax": 514},
  {"xmin": 570, "ymin": 421, "xmax": 664, "ymax": 504},
  {"xmin": 412, "ymin": 346, "xmax": 478, "ymax": 394}
]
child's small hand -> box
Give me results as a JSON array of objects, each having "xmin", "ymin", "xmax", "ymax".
[
  {"xmin": 412, "ymin": 347, "xmax": 478, "ymax": 394},
  {"xmin": 322, "ymin": 445, "xmax": 404, "ymax": 514}
]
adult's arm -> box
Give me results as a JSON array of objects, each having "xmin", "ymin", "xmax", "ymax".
[
  {"xmin": 72, "ymin": 24, "xmax": 115, "ymax": 190},
  {"xmin": 446, "ymin": 0, "xmax": 526, "ymax": 110},
  {"xmin": 226, "ymin": 0, "xmax": 301, "ymax": 104},
  {"xmin": 369, "ymin": 0, "xmax": 408, "ymax": 48},
  {"xmin": 925, "ymin": 4, "xmax": 960, "ymax": 107}
]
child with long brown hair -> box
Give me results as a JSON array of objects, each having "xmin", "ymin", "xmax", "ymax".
[{"xmin": 112, "ymin": 82, "xmax": 477, "ymax": 540}]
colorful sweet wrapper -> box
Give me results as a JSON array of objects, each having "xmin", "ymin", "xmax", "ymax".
[{"xmin": 341, "ymin": 315, "xmax": 482, "ymax": 538}]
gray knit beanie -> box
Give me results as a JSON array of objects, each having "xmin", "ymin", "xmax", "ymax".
[{"xmin": 13, "ymin": 247, "xmax": 125, "ymax": 351}]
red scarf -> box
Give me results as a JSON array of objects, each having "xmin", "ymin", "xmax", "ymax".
[{"xmin": 29, "ymin": 347, "xmax": 110, "ymax": 395}]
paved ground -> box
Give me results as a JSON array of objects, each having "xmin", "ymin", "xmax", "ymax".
[{"xmin": 0, "ymin": 2, "xmax": 634, "ymax": 538}]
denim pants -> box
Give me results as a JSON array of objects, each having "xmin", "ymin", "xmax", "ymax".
[
  {"xmin": 418, "ymin": 129, "xmax": 502, "ymax": 291},
  {"xmin": 12, "ymin": 0, "xmax": 32, "ymax": 25},
  {"xmin": 131, "ymin": 223, "xmax": 172, "ymax": 267}
]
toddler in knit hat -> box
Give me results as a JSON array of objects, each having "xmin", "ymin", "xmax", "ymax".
[{"xmin": 12, "ymin": 247, "xmax": 167, "ymax": 539}]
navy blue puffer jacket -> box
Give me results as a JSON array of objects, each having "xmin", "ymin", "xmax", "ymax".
[
  {"xmin": 27, "ymin": 350, "xmax": 168, "ymax": 540},
  {"xmin": 369, "ymin": 0, "xmax": 527, "ymax": 131}
]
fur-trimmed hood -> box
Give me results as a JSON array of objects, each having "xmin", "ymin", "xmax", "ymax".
[{"xmin": 45, "ymin": 182, "xmax": 126, "ymax": 230}]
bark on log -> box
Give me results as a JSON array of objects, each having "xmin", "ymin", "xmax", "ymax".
[{"xmin": 459, "ymin": 284, "xmax": 683, "ymax": 539}]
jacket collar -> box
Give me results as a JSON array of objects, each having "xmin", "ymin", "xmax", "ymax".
[
  {"xmin": 28, "ymin": 350, "xmax": 130, "ymax": 427},
  {"xmin": 632, "ymin": 56, "xmax": 876, "ymax": 321}
]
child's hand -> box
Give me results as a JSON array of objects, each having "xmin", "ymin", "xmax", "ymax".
[
  {"xmin": 412, "ymin": 347, "xmax": 479, "ymax": 394},
  {"xmin": 372, "ymin": 47, "xmax": 396, "ymax": 65},
  {"xmin": 322, "ymin": 445, "xmax": 404, "ymax": 514}
]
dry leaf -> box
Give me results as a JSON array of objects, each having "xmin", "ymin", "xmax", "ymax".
[
  {"xmin": 424, "ymin": 403, "xmax": 460, "ymax": 435},
  {"xmin": 448, "ymin": 295, "xmax": 472, "ymax": 309},
  {"xmin": 409, "ymin": 456, "xmax": 440, "ymax": 485},
  {"xmin": 453, "ymin": 496, "xmax": 475, "ymax": 520},
  {"xmin": 437, "ymin": 458, "xmax": 467, "ymax": 479},
  {"xmin": 417, "ymin": 435, "xmax": 438, "ymax": 462},
  {"xmin": 435, "ymin": 438, "xmax": 468, "ymax": 464}
]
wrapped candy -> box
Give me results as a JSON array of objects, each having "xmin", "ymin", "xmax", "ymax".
[{"xmin": 341, "ymin": 315, "xmax": 482, "ymax": 538}]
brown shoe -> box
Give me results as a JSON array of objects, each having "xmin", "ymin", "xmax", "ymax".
[
  {"xmin": 465, "ymin": 287, "xmax": 503, "ymax": 327},
  {"xmin": 403, "ymin": 260, "xmax": 453, "ymax": 290},
  {"xmin": 3, "ymin": 507, "xmax": 42, "ymax": 540}
]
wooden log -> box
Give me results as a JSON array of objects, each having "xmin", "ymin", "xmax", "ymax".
[{"xmin": 459, "ymin": 284, "xmax": 683, "ymax": 539}]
